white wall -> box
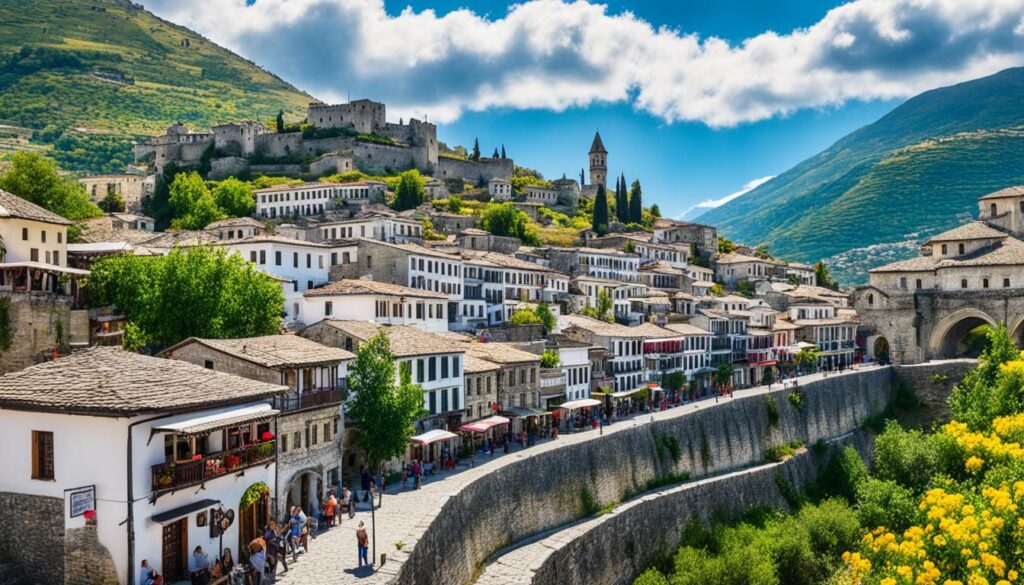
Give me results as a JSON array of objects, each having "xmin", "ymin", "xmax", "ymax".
[
  {"xmin": 0, "ymin": 217, "xmax": 68, "ymax": 266},
  {"xmin": 301, "ymin": 294, "xmax": 449, "ymax": 332}
]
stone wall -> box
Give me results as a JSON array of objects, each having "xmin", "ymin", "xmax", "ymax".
[
  {"xmin": 0, "ymin": 492, "xmax": 63, "ymax": 584},
  {"xmin": 0, "ymin": 292, "xmax": 72, "ymax": 375},
  {"xmin": 65, "ymin": 526, "xmax": 118, "ymax": 585},
  {"xmin": 894, "ymin": 359, "xmax": 977, "ymax": 423},
  {"xmin": 387, "ymin": 367, "xmax": 895, "ymax": 585},
  {"xmin": 436, "ymin": 157, "xmax": 514, "ymax": 184},
  {"xmin": 526, "ymin": 432, "xmax": 874, "ymax": 585}
]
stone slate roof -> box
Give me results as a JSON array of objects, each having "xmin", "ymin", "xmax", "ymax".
[
  {"xmin": 868, "ymin": 255, "xmax": 938, "ymax": 273},
  {"xmin": 305, "ymin": 279, "xmax": 448, "ymax": 299},
  {"xmin": 162, "ymin": 335, "xmax": 354, "ymax": 368},
  {"xmin": 589, "ymin": 131, "xmax": 607, "ymax": 154},
  {"xmin": 461, "ymin": 251, "xmax": 563, "ymax": 274},
  {"xmin": 561, "ymin": 315, "xmax": 675, "ymax": 339},
  {"xmin": 205, "ymin": 217, "xmax": 265, "ymax": 230},
  {"xmin": 311, "ymin": 321, "xmax": 463, "ymax": 357},
  {"xmin": 464, "ymin": 355, "xmax": 502, "ymax": 373},
  {"xmin": 359, "ymin": 238, "xmax": 459, "ymax": 260},
  {"xmin": 872, "ymin": 236, "xmax": 1024, "ymax": 273},
  {"xmin": 979, "ymin": 186, "xmax": 1024, "ymax": 200},
  {"xmin": 0, "ymin": 189, "xmax": 72, "ymax": 225},
  {"xmin": 924, "ymin": 221, "xmax": 1007, "ymax": 244},
  {"xmin": 0, "ymin": 347, "xmax": 287, "ymax": 416},
  {"xmin": 663, "ymin": 323, "xmax": 712, "ymax": 336},
  {"xmin": 443, "ymin": 339, "xmax": 542, "ymax": 365}
]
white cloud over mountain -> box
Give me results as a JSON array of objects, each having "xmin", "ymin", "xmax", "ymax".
[
  {"xmin": 142, "ymin": 0, "xmax": 1024, "ymax": 126},
  {"xmin": 679, "ymin": 176, "xmax": 775, "ymax": 220}
]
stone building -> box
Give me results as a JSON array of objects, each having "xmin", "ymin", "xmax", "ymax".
[
  {"xmin": 456, "ymin": 228, "xmax": 521, "ymax": 254},
  {"xmin": 159, "ymin": 335, "xmax": 354, "ymax": 515},
  {"xmin": 463, "ymin": 356, "xmax": 500, "ymax": 422},
  {"xmin": 253, "ymin": 181, "xmax": 385, "ymax": 219},
  {"xmin": 300, "ymin": 278, "xmax": 450, "ymax": 332},
  {"xmin": 444, "ymin": 338, "xmax": 542, "ymax": 411},
  {"xmin": 854, "ymin": 187, "xmax": 1024, "ymax": 363},
  {"xmin": 0, "ymin": 347, "xmax": 286, "ymax": 585},
  {"xmin": 488, "ymin": 178, "xmax": 512, "ymax": 201},
  {"xmin": 580, "ymin": 132, "xmax": 608, "ymax": 199},
  {"xmin": 300, "ymin": 321, "xmax": 467, "ymax": 474},
  {"xmin": 78, "ymin": 174, "xmax": 146, "ymax": 211},
  {"xmin": 428, "ymin": 211, "xmax": 479, "ymax": 235},
  {"xmin": 203, "ymin": 216, "xmax": 265, "ymax": 241}
]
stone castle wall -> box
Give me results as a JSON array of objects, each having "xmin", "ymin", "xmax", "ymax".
[
  {"xmin": 0, "ymin": 292, "xmax": 72, "ymax": 375},
  {"xmin": 436, "ymin": 157, "xmax": 514, "ymax": 184},
  {"xmin": 387, "ymin": 367, "xmax": 896, "ymax": 585}
]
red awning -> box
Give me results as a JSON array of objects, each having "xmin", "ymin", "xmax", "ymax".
[
  {"xmin": 411, "ymin": 429, "xmax": 458, "ymax": 446},
  {"xmin": 459, "ymin": 416, "xmax": 510, "ymax": 433}
]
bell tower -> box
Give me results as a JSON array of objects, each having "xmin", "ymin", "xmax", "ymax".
[{"xmin": 588, "ymin": 131, "xmax": 607, "ymax": 188}]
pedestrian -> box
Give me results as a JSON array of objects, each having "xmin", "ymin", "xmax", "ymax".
[
  {"xmin": 361, "ymin": 468, "xmax": 372, "ymax": 502},
  {"xmin": 356, "ymin": 521, "xmax": 370, "ymax": 567},
  {"xmin": 188, "ymin": 546, "xmax": 210, "ymax": 585},
  {"xmin": 248, "ymin": 540, "xmax": 265, "ymax": 585},
  {"xmin": 503, "ymin": 437, "xmax": 510, "ymax": 454},
  {"xmin": 324, "ymin": 491, "xmax": 337, "ymax": 527},
  {"xmin": 264, "ymin": 521, "xmax": 287, "ymax": 575},
  {"xmin": 401, "ymin": 463, "xmax": 408, "ymax": 489},
  {"xmin": 347, "ymin": 488, "xmax": 356, "ymax": 519}
]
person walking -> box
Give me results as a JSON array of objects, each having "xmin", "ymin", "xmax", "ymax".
[
  {"xmin": 324, "ymin": 491, "xmax": 337, "ymax": 527},
  {"xmin": 264, "ymin": 521, "xmax": 287, "ymax": 575},
  {"xmin": 188, "ymin": 546, "xmax": 210, "ymax": 585},
  {"xmin": 248, "ymin": 540, "xmax": 265, "ymax": 585},
  {"xmin": 356, "ymin": 521, "xmax": 370, "ymax": 567}
]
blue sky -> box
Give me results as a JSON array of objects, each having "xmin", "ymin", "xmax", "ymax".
[{"xmin": 145, "ymin": 0, "xmax": 1024, "ymax": 219}]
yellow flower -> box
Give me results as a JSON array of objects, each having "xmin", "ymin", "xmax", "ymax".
[{"xmin": 966, "ymin": 456, "xmax": 985, "ymax": 472}]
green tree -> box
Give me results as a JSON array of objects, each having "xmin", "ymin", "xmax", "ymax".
[
  {"xmin": 276, "ymin": 110, "xmax": 284, "ymax": 133},
  {"xmin": 421, "ymin": 217, "xmax": 446, "ymax": 241},
  {"xmin": 948, "ymin": 323, "xmax": 1023, "ymax": 429},
  {"xmin": 392, "ymin": 169, "xmax": 426, "ymax": 211},
  {"xmin": 649, "ymin": 203, "xmax": 661, "ymax": 219},
  {"xmin": 623, "ymin": 240, "xmax": 637, "ymax": 254},
  {"xmin": 795, "ymin": 347, "xmax": 819, "ymax": 372},
  {"xmin": 592, "ymin": 183, "xmax": 609, "ymax": 235},
  {"xmin": 718, "ymin": 236, "xmax": 737, "ymax": 254},
  {"xmin": 480, "ymin": 202, "xmax": 540, "ymax": 245},
  {"xmin": 143, "ymin": 162, "xmax": 181, "ymax": 231},
  {"xmin": 492, "ymin": 147, "xmax": 499, "ymax": 158},
  {"xmin": 540, "ymin": 349, "xmax": 560, "ymax": 368},
  {"xmin": 346, "ymin": 332, "xmax": 426, "ymax": 472},
  {"xmin": 0, "ymin": 151, "xmax": 102, "ymax": 222},
  {"xmin": 814, "ymin": 260, "xmax": 838, "ymax": 290},
  {"xmin": 98, "ymin": 190, "xmax": 125, "ymax": 213},
  {"xmin": 736, "ymin": 280, "xmax": 756, "ymax": 298},
  {"xmin": 628, "ymin": 179, "xmax": 643, "ymax": 223},
  {"xmin": 472, "ymin": 138, "xmax": 481, "ymax": 161},
  {"xmin": 615, "ymin": 174, "xmax": 628, "ymax": 222},
  {"xmin": 509, "ymin": 309, "xmax": 542, "ymax": 326},
  {"xmin": 712, "ymin": 363, "xmax": 734, "ymax": 392},
  {"xmin": 582, "ymin": 288, "xmax": 614, "ymax": 322},
  {"xmin": 501, "ymin": 145, "xmax": 506, "ymax": 159},
  {"xmin": 212, "ymin": 177, "xmax": 255, "ymax": 217},
  {"xmin": 535, "ymin": 301, "xmax": 556, "ymax": 335},
  {"xmin": 168, "ymin": 172, "xmax": 225, "ymax": 230},
  {"xmin": 87, "ymin": 246, "xmax": 284, "ymax": 349},
  {"xmin": 447, "ymin": 195, "xmax": 464, "ymax": 214}
]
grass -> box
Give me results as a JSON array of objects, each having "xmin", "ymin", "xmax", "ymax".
[
  {"xmin": 765, "ymin": 440, "xmax": 805, "ymax": 463},
  {"xmin": 0, "ymin": 0, "xmax": 310, "ymax": 174}
]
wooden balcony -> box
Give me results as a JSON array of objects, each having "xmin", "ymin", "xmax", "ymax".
[
  {"xmin": 151, "ymin": 440, "xmax": 275, "ymax": 496},
  {"xmin": 272, "ymin": 387, "xmax": 345, "ymax": 413}
]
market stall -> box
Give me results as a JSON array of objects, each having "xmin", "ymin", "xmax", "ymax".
[
  {"xmin": 410, "ymin": 429, "xmax": 459, "ymax": 466},
  {"xmin": 459, "ymin": 415, "xmax": 510, "ymax": 455},
  {"xmin": 557, "ymin": 398, "xmax": 602, "ymax": 432}
]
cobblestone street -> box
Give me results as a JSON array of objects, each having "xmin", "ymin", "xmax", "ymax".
[{"xmin": 269, "ymin": 366, "xmax": 879, "ymax": 584}]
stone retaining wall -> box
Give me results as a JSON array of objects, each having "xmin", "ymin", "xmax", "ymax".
[
  {"xmin": 526, "ymin": 431, "xmax": 874, "ymax": 585},
  {"xmin": 894, "ymin": 359, "xmax": 976, "ymax": 422},
  {"xmin": 0, "ymin": 492, "xmax": 63, "ymax": 584},
  {"xmin": 389, "ymin": 367, "xmax": 895, "ymax": 585}
]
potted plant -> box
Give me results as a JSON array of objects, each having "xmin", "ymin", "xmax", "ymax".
[
  {"xmin": 156, "ymin": 468, "xmax": 174, "ymax": 487},
  {"xmin": 225, "ymin": 454, "xmax": 242, "ymax": 471}
]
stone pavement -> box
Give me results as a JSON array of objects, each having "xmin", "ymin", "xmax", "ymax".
[{"xmin": 270, "ymin": 365, "xmax": 881, "ymax": 585}]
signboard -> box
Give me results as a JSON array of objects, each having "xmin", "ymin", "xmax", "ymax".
[{"xmin": 68, "ymin": 486, "xmax": 95, "ymax": 518}]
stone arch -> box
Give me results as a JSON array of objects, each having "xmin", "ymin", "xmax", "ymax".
[
  {"xmin": 929, "ymin": 308, "xmax": 998, "ymax": 359},
  {"xmin": 872, "ymin": 336, "xmax": 890, "ymax": 363},
  {"xmin": 1008, "ymin": 314, "xmax": 1024, "ymax": 346},
  {"xmin": 282, "ymin": 466, "xmax": 324, "ymax": 517}
]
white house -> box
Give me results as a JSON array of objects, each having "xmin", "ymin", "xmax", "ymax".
[
  {"xmin": 523, "ymin": 184, "xmax": 557, "ymax": 205},
  {"xmin": 218, "ymin": 235, "xmax": 358, "ymax": 323},
  {"xmin": 302, "ymin": 278, "xmax": 451, "ymax": 332},
  {"xmin": 314, "ymin": 216, "xmax": 422, "ymax": 244},
  {"xmin": 551, "ymin": 339, "xmax": 592, "ymax": 403},
  {"xmin": 0, "ymin": 347, "xmax": 287, "ymax": 585},
  {"xmin": 254, "ymin": 181, "xmax": 385, "ymax": 219},
  {"xmin": 461, "ymin": 251, "xmax": 570, "ymax": 328},
  {"xmin": 488, "ymin": 178, "xmax": 512, "ymax": 201}
]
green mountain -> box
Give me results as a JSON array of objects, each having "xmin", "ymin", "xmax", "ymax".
[
  {"xmin": 0, "ymin": 0, "xmax": 311, "ymax": 174},
  {"xmin": 698, "ymin": 67, "xmax": 1024, "ymax": 284}
]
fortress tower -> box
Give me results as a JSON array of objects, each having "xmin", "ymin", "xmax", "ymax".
[{"xmin": 588, "ymin": 131, "xmax": 607, "ymax": 188}]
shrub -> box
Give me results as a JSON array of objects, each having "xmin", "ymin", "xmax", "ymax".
[
  {"xmin": 765, "ymin": 441, "xmax": 804, "ymax": 462},
  {"xmin": 854, "ymin": 478, "xmax": 917, "ymax": 533},
  {"xmin": 872, "ymin": 421, "xmax": 937, "ymax": 493},
  {"xmin": 508, "ymin": 309, "xmax": 542, "ymax": 326},
  {"xmin": 632, "ymin": 568, "xmax": 667, "ymax": 585},
  {"xmin": 818, "ymin": 446, "xmax": 868, "ymax": 503},
  {"xmin": 797, "ymin": 499, "xmax": 862, "ymax": 560},
  {"xmin": 540, "ymin": 349, "xmax": 559, "ymax": 368},
  {"xmin": 788, "ymin": 391, "xmax": 804, "ymax": 409}
]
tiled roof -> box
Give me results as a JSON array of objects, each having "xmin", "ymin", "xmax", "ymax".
[
  {"xmin": 0, "ymin": 189, "xmax": 72, "ymax": 225},
  {"xmin": 162, "ymin": 335, "xmax": 354, "ymax": 368},
  {"xmin": 868, "ymin": 255, "xmax": 938, "ymax": 273},
  {"xmin": 220, "ymin": 234, "xmax": 330, "ymax": 248},
  {"xmin": 305, "ymin": 279, "xmax": 448, "ymax": 299},
  {"xmin": 979, "ymin": 186, "xmax": 1024, "ymax": 200},
  {"xmin": 464, "ymin": 355, "xmax": 501, "ymax": 374},
  {"xmin": 0, "ymin": 347, "xmax": 287, "ymax": 416},
  {"xmin": 461, "ymin": 251, "xmax": 563, "ymax": 274},
  {"xmin": 663, "ymin": 323, "xmax": 712, "ymax": 336},
  {"xmin": 561, "ymin": 315, "xmax": 661, "ymax": 338},
  {"xmin": 454, "ymin": 342, "xmax": 542, "ymax": 365},
  {"xmin": 715, "ymin": 252, "xmax": 773, "ymax": 265},
  {"xmin": 359, "ymin": 238, "xmax": 460, "ymax": 260},
  {"xmin": 141, "ymin": 230, "xmax": 221, "ymax": 249},
  {"xmin": 309, "ymin": 321, "xmax": 462, "ymax": 357},
  {"xmin": 205, "ymin": 217, "xmax": 265, "ymax": 230},
  {"xmin": 924, "ymin": 221, "xmax": 1007, "ymax": 244}
]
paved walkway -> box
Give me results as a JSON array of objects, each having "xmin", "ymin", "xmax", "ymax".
[{"xmin": 269, "ymin": 365, "xmax": 882, "ymax": 584}]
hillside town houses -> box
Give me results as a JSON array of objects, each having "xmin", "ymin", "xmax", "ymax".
[{"xmin": 0, "ymin": 128, "xmax": 874, "ymax": 585}]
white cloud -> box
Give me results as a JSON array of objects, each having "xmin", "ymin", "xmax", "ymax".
[
  {"xmin": 141, "ymin": 0, "xmax": 1024, "ymax": 126},
  {"xmin": 680, "ymin": 176, "xmax": 775, "ymax": 219}
]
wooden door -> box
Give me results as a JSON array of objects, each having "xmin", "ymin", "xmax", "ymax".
[
  {"xmin": 162, "ymin": 518, "xmax": 187, "ymax": 582},
  {"xmin": 239, "ymin": 489, "xmax": 269, "ymax": 562}
]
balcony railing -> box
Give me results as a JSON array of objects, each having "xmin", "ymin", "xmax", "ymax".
[
  {"xmin": 540, "ymin": 369, "xmax": 566, "ymax": 389},
  {"xmin": 151, "ymin": 440, "xmax": 275, "ymax": 495},
  {"xmin": 273, "ymin": 388, "xmax": 344, "ymax": 413}
]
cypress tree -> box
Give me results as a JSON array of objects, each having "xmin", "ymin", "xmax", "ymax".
[
  {"xmin": 492, "ymin": 147, "xmax": 499, "ymax": 158},
  {"xmin": 472, "ymin": 138, "xmax": 481, "ymax": 161},
  {"xmin": 593, "ymin": 183, "xmax": 609, "ymax": 235},
  {"xmin": 629, "ymin": 179, "xmax": 643, "ymax": 224},
  {"xmin": 501, "ymin": 145, "xmax": 506, "ymax": 159},
  {"xmin": 615, "ymin": 174, "xmax": 628, "ymax": 221}
]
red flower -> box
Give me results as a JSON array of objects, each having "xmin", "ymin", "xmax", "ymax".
[
  {"xmin": 83, "ymin": 510, "xmax": 96, "ymax": 520},
  {"xmin": 192, "ymin": 454, "xmax": 202, "ymax": 460},
  {"xmin": 261, "ymin": 431, "xmax": 274, "ymax": 441}
]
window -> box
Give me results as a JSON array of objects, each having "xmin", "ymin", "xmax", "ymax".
[
  {"xmin": 204, "ymin": 360, "xmax": 214, "ymax": 369},
  {"xmin": 324, "ymin": 422, "xmax": 330, "ymax": 442},
  {"xmin": 259, "ymin": 250, "xmax": 266, "ymax": 265},
  {"xmin": 453, "ymin": 356, "xmax": 461, "ymax": 377},
  {"xmin": 325, "ymin": 301, "xmax": 333, "ymax": 316},
  {"xmin": 1005, "ymin": 278, "xmax": 1011, "ymax": 288},
  {"xmin": 275, "ymin": 251, "xmax": 282, "ymax": 265},
  {"xmin": 306, "ymin": 254, "xmax": 311, "ymax": 268},
  {"xmin": 281, "ymin": 434, "xmax": 289, "ymax": 453},
  {"xmin": 958, "ymin": 243, "xmax": 965, "ymax": 255},
  {"xmin": 21, "ymin": 228, "xmax": 28, "ymax": 240},
  {"xmin": 293, "ymin": 252, "xmax": 299, "ymax": 268},
  {"xmin": 941, "ymin": 244, "xmax": 948, "ymax": 255},
  {"xmin": 30, "ymin": 248, "xmax": 38, "ymax": 262},
  {"xmin": 294, "ymin": 431, "xmax": 301, "ymax": 450},
  {"xmin": 31, "ymin": 431, "xmax": 54, "ymax": 480},
  {"xmin": 429, "ymin": 357, "xmax": 437, "ymax": 381},
  {"xmin": 429, "ymin": 391, "xmax": 437, "ymax": 413},
  {"xmin": 916, "ymin": 279, "xmax": 922, "ymax": 289},
  {"xmin": 41, "ymin": 231, "xmax": 46, "ymax": 243},
  {"xmin": 983, "ymin": 278, "xmax": 990, "ymax": 289},
  {"xmin": 250, "ymin": 251, "xmax": 257, "ymax": 263},
  {"xmin": 441, "ymin": 357, "xmax": 449, "ymax": 378},
  {"xmin": 312, "ymin": 425, "xmax": 318, "ymax": 445},
  {"xmin": 961, "ymin": 279, "xmax": 968, "ymax": 289},
  {"xmin": 367, "ymin": 255, "xmax": 373, "ymax": 269},
  {"xmin": 417, "ymin": 359, "xmax": 424, "ymax": 383}
]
